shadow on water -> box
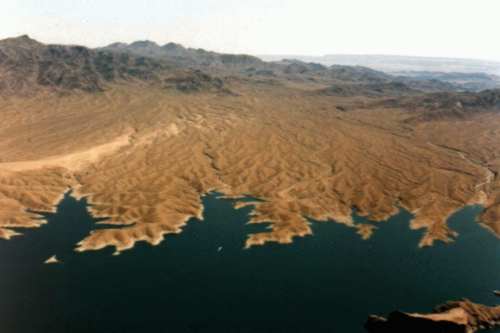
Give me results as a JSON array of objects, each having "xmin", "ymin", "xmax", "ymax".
[{"xmin": 1, "ymin": 192, "xmax": 499, "ymax": 333}]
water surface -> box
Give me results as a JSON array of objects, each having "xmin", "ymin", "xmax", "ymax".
[{"xmin": 1, "ymin": 192, "xmax": 499, "ymax": 332}]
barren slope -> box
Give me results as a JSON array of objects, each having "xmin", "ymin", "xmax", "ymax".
[{"xmin": 1, "ymin": 79, "xmax": 499, "ymax": 252}]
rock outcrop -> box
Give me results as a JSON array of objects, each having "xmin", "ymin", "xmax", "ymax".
[{"xmin": 365, "ymin": 299, "xmax": 500, "ymax": 333}]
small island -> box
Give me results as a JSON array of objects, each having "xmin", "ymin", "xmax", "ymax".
[{"xmin": 44, "ymin": 255, "xmax": 60, "ymax": 264}]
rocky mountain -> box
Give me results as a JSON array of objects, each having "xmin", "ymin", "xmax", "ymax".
[
  {"xmin": 0, "ymin": 35, "xmax": 235, "ymax": 95},
  {"xmin": 102, "ymin": 42, "xmax": 412, "ymax": 86},
  {"xmin": 0, "ymin": 35, "xmax": 174, "ymax": 94},
  {"xmin": 100, "ymin": 40, "xmax": 266, "ymax": 72},
  {"xmin": 258, "ymin": 59, "xmax": 389, "ymax": 82},
  {"xmin": 0, "ymin": 35, "xmax": 479, "ymax": 97}
]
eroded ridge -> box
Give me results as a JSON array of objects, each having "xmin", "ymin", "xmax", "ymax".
[{"xmin": 0, "ymin": 86, "xmax": 499, "ymax": 253}]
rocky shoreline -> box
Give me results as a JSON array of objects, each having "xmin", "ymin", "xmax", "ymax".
[{"xmin": 365, "ymin": 297, "xmax": 500, "ymax": 333}]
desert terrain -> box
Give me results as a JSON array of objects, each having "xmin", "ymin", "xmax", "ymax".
[{"xmin": 0, "ymin": 35, "xmax": 499, "ymax": 255}]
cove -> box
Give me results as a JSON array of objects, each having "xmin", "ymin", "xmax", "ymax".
[{"xmin": 0, "ymin": 192, "xmax": 499, "ymax": 333}]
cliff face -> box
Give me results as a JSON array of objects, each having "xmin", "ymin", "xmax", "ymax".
[{"xmin": 365, "ymin": 299, "xmax": 500, "ymax": 333}]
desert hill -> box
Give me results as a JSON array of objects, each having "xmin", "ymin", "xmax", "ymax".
[{"xmin": 0, "ymin": 35, "xmax": 499, "ymax": 258}]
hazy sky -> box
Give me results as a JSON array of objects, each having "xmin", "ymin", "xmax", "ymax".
[{"xmin": 2, "ymin": 0, "xmax": 500, "ymax": 61}]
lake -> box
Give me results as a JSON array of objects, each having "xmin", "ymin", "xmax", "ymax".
[{"xmin": 1, "ymin": 192, "xmax": 499, "ymax": 333}]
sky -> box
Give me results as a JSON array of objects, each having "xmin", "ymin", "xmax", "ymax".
[{"xmin": 2, "ymin": 0, "xmax": 500, "ymax": 61}]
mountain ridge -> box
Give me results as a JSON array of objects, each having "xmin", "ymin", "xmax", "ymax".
[{"xmin": 1, "ymin": 35, "xmax": 498, "ymax": 98}]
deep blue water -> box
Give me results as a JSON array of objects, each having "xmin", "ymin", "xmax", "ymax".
[{"xmin": 1, "ymin": 192, "xmax": 499, "ymax": 333}]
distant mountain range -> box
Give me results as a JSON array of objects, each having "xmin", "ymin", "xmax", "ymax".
[
  {"xmin": 260, "ymin": 54, "xmax": 500, "ymax": 75},
  {"xmin": 1, "ymin": 35, "xmax": 499, "ymax": 97},
  {"xmin": 262, "ymin": 54, "xmax": 500, "ymax": 91},
  {"xmin": 101, "ymin": 40, "xmax": 265, "ymax": 71}
]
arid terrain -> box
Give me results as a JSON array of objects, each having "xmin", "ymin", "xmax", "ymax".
[{"xmin": 0, "ymin": 35, "xmax": 499, "ymax": 255}]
